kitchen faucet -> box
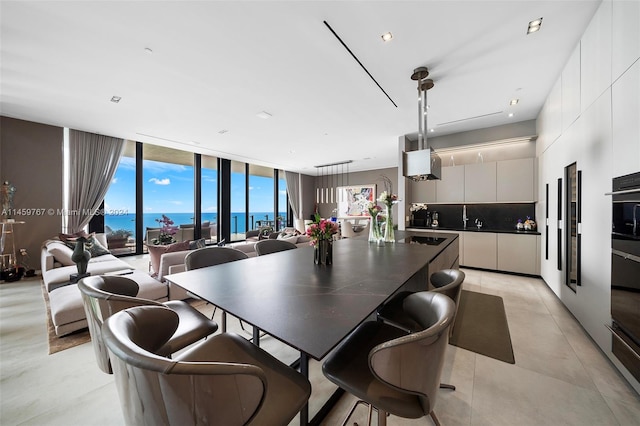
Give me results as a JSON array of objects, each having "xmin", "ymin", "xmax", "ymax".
[
  {"xmin": 475, "ymin": 218, "xmax": 483, "ymax": 229},
  {"xmin": 463, "ymin": 205, "xmax": 468, "ymax": 228}
]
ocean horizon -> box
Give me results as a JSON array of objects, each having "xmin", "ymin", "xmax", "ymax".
[{"xmin": 105, "ymin": 212, "xmax": 286, "ymax": 235}]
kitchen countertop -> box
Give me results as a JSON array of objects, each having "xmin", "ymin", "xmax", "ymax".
[{"xmin": 406, "ymin": 226, "xmax": 541, "ymax": 235}]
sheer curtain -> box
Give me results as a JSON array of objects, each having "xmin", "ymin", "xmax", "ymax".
[
  {"xmin": 284, "ymin": 171, "xmax": 301, "ymax": 220},
  {"xmin": 66, "ymin": 130, "xmax": 125, "ymax": 233}
]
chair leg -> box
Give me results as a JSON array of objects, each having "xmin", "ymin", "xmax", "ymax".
[
  {"xmin": 340, "ymin": 399, "xmax": 371, "ymax": 426},
  {"xmin": 429, "ymin": 411, "xmax": 441, "ymax": 426},
  {"xmin": 377, "ymin": 409, "xmax": 388, "ymax": 426},
  {"xmin": 440, "ymin": 383, "xmax": 456, "ymax": 390}
]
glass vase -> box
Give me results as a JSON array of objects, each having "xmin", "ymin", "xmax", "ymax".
[
  {"xmin": 383, "ymin": 204, "xmax": 395, "ymax": 243},
  {"xmin": 368, "ymin": 215, "xmax": 383, "ymax": 244},
  {"xmin": 314, "ymin": 239, "xmax": 333, "ymax": 265}
]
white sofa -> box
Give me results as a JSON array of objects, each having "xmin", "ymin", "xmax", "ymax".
[
  {"xmin": 158, "ymin": 234, "xmax": 312, "ymax": 300},
  {"xmin": 41, "ymin": 234, "xmax": 168, "ymax": 336}
]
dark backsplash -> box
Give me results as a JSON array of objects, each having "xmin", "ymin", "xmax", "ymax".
[{"xmin": 411, "ymin": 203, "xmax": 536, "ymax": 231}]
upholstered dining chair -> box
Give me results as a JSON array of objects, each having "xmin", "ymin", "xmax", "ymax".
[
  {"xmin": 184, "ymin": 246, "xmax": 249, "ymax": 332},
  {"xmin": 254, "ymin": 239, "xmax": 297, "ymax": 256},
  {"xmin": 376, "ymin": 268, "xmax": 465, "ymax": 391},
  {"xmin": 323, "ymin": 292, "xmax": 455, "ymax": 426},
  {"xmin": 103, "ymin": 305, "xmax": 312, "ymax": 426},
  {"xmin": 341, "ymin": 220, "xmax": 358, "ymax": 238},
  {"xmin": 377, "ymin": 269, "xmax": 465, "ymax": 336},
  {"xmin": 78, "ymin": 275, "xmax": 218, "ymax": 374}
]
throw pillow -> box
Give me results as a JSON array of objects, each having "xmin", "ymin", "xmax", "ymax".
[
  {"xmin": 85, "ymin": 234, "xmax": 111, "ymax": 257},
  {"xmin": 166, "ymin": 241, "xmax": 191, "ymax": 253},
  {"xmin": 59, "ymin": 232, "xmax": 112, "ymax": 257},
  {"xmin": 46, "ymin": 241, "xmax": 75, "ymax": 266},
  {"xmin": 189, "ymin": 238, "xmax": 206, "ymax": 250}
]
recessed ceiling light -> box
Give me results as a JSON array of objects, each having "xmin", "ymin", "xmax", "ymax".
[
  {"xmin": 429, "ymin": 128, "xmax": 435, "ymax": 132},
  {"xmin": 508, "ymin": 112, "xmax": 515, "ymax": 117},
  {"xmin": 527, "ymin": 17, "xmax": 543, "ymax": 34},
  {"xmin": 218, "ymin": 129, "xmax": 229, "ymax": 134},
  {"xmin": 381, "ymin": 32, "xmax": 393, "ymax": 42},
  {"xmin": 256, "ymin": 111, "xmax": 272, "ymax": 119},
  {"xmin": 110, "ymin": 96, "xmax": 121, "ymax": 103},
  {"xmin": 510, "ymin": 99, "xmax": 519, "ymax": 106},
  {"xmin": 144, "ymin": 47, "xmax": 153, "ymax": 54}
]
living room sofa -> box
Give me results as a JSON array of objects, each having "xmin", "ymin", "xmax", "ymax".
[{"xmin": 41, "ymin": 234, "xmax": 168, "ymax": 336}]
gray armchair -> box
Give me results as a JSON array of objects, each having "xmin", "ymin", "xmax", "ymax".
[
  {"xmin": 254, "ymin": 239, "xmax": 297, "ymax": 256},
  {"xmin": 184, "ymin": 246, "xmax": 249, "ymax": 332},
  {"xmin": 323, "ymin": 292, "xmax": 455, "ymax": 426},
  {"xmin": 103, "ymin": 305, "xmax": 311, "ymax": 426},
  {"xmin": 78, "ymin": 275, "xmax": 218, "ymax": 374}
]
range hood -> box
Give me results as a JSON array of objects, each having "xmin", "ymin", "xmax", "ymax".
[{"xmin": 403, "ymin": 67, "xmax": 441, "ymax": 181}]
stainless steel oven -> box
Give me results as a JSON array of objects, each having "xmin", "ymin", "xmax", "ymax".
[{"xmin": 609, "ymin": 172, "xmax": 640, "ymax": 381}]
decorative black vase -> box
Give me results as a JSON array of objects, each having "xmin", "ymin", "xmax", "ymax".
[
  {"xmin": 314, "ymin": 240, "xmax": 333, "ymax": 265},
  {"xmin": 71, "ymin": 236, "xmax": 92, "ymax": 275}
]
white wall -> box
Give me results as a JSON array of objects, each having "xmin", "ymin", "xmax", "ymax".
[{"xmin": 536, "ymin": 0, "xmax": 640, "ymax": 392}]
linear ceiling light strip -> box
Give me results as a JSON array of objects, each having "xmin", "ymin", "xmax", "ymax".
[{"xmin": 323, "ymin": 21, "xmax": 397, "ymax": 108}]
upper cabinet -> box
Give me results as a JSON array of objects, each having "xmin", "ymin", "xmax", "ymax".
[
  {"xmin": 408, "ymin": 158, "xmax": 536, "ymax": 204},
  {"xmin": 436, "ymin": 165, "xmax": 465, "ymax": 203},
  {"xmin": 464, "ymin": 162, "xmax": 497, "ymax": 202},
  {"xmin": 497, "ymin": 158, "xmax": 535, "ymax": 202}
]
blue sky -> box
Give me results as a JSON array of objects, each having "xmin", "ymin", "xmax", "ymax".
[{"xmin": 105, "ymin": 157, "xmax": 286, "ymax": 214}]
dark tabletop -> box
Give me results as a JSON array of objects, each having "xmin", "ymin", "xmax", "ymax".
[{"xmin": 166, "ymin": 233, "xmax": 456, "ymax": 360}]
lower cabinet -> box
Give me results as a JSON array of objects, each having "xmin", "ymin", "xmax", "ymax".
[
  {"xmin": 463, "ymin": 232, "xmax": 497, "ymax": 270},
  {"xmin": 497, "ymin": 233, "xmax": 540, "ymax": 275}
]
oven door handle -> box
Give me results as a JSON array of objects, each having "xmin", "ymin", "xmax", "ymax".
[
  {"xmin": 634, "ymin": 204, "xmax": 640, "ymax": 236},
  {"xmin": 606, "ymin": 325, "xmax": 640, "ymax": 363},
  {"xmin": 612, "ymin": 249, "xmax": 640, "ymax": 263},
  {"xmin": 605, "ymin": 188, "xmax": 640, "ymax": 196}
]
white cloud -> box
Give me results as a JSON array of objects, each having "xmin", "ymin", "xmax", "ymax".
[
  {"xmin": 171, "ymin": 201, "xmax": 183, "ymax": 205},
  {"xmin": 111, "ymin": 177, "xmax": 118, "ymax": 184},
  {"xmin": 149, "ymin": 178, "xmax": 171, "ymax": 185}
]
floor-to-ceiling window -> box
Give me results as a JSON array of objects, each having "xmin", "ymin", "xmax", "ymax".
[
  {"xmin": 249, "ymin": 164, "xmax": 275, "ymax": 232},
  {"xmin": 201, "ymin": 155, "xmax": 218, "ymax": 243},
  {"xmin": 100, "ymin": 143, "xmax": 289, "ymax": 253},
  {"xmin": 103, "ymin": 140, "xmax": 137, "ymax": 254},
  {"xmin": 143, "ymin": 145, "xmax": 194, "ymax": 246},
  {"xmin": 230, "ymin": 160, "xmax": 246, "ymax": 241}
]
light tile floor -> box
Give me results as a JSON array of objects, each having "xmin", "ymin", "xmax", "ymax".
[{"xmin": 1, "ymin": 260, "xmax": 639, "ymax": 425}]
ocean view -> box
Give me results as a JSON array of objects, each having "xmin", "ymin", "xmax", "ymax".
[{"xmin": 104, "ymin": 212, "xmax": 286, "ymax": 235}]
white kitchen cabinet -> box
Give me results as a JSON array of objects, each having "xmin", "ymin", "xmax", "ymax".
[
  {"xmin": 497, "ymin": 233, "xmax": 539, "ymax": 275},
  {"xmin": 497, "ymin": 158, "xmax": 535, "ymax": 202},
  {"xmin": 463, "ymin": 232, "xmax": 496, "ymax": 270},
  {"xmin": 436, "ymin": 165, "xmax": 465, "ymax": 203},
  {"xmin": 464, "ymin": 162, "xmax": 496, "ymax": 202}
]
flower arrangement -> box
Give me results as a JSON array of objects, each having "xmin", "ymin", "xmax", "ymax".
[
  {"xmin": 377, "ymin": 190, "xmax": 399, "ymax": 207},
  {"xmin": 151, "ymin": 214, "xmax": 178, "ymax": 245},
  {"xmin": 305, "ymin": 214, "xmax": 339, "ymax": 246},
  {"xmin": 410, "ymin": 203, "xmax": 428, "ymax": 212}
]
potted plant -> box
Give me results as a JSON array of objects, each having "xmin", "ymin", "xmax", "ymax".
[{"xmin": 107, "ymin": 229, "xmax": 133, "ymax": 249}]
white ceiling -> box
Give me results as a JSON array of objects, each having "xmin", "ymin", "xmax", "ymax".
[{"xmin": 1, "ymin": 1, "xmax": 600, "ymax": 174}]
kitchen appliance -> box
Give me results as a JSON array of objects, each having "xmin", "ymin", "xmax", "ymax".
[
  {"xmin": 431, "ymin": 212, "xmax": 439, "ymax": 227},
  {"xmin": 609, "ymin": 171, "xmax": 640, "ymax": 382},
  {"xmin": 402, "ymin": 67, "xmax": 442, "ymax": 181}
]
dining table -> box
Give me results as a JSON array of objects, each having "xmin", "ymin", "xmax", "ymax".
[{"xmin": 165, "ymin": 230, "xmax": 458, "ymax": 425}]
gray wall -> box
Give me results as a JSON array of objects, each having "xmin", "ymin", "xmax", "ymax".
[
  {"xmin": 1, "ymin": 116, "xmax": 63, "ymax": 272},
  {"xmin": 536, "ymin": 1, "xmax": 639, "ymax": 393},
  {"xmin": 311, "ymin": 167, "xmax": 398, "ymax": 221}
]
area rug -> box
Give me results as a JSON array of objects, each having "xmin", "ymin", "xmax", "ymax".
[
  {"xmin": 41, "ymin": 281, "xmax": 91, "ymax": 355},
  {"xmin": 449, "ymin": 290, "xmax": 515, "ymax": 364}
]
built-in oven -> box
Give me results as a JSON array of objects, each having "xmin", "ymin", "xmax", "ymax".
[{"xmin": 609, "ymin": 171, "xmax": 640, "ymax": 382}]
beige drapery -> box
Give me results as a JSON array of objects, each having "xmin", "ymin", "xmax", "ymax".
[{"xmin": 66, "ymin": 130, "xmax": 125, "ymax": 233}]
